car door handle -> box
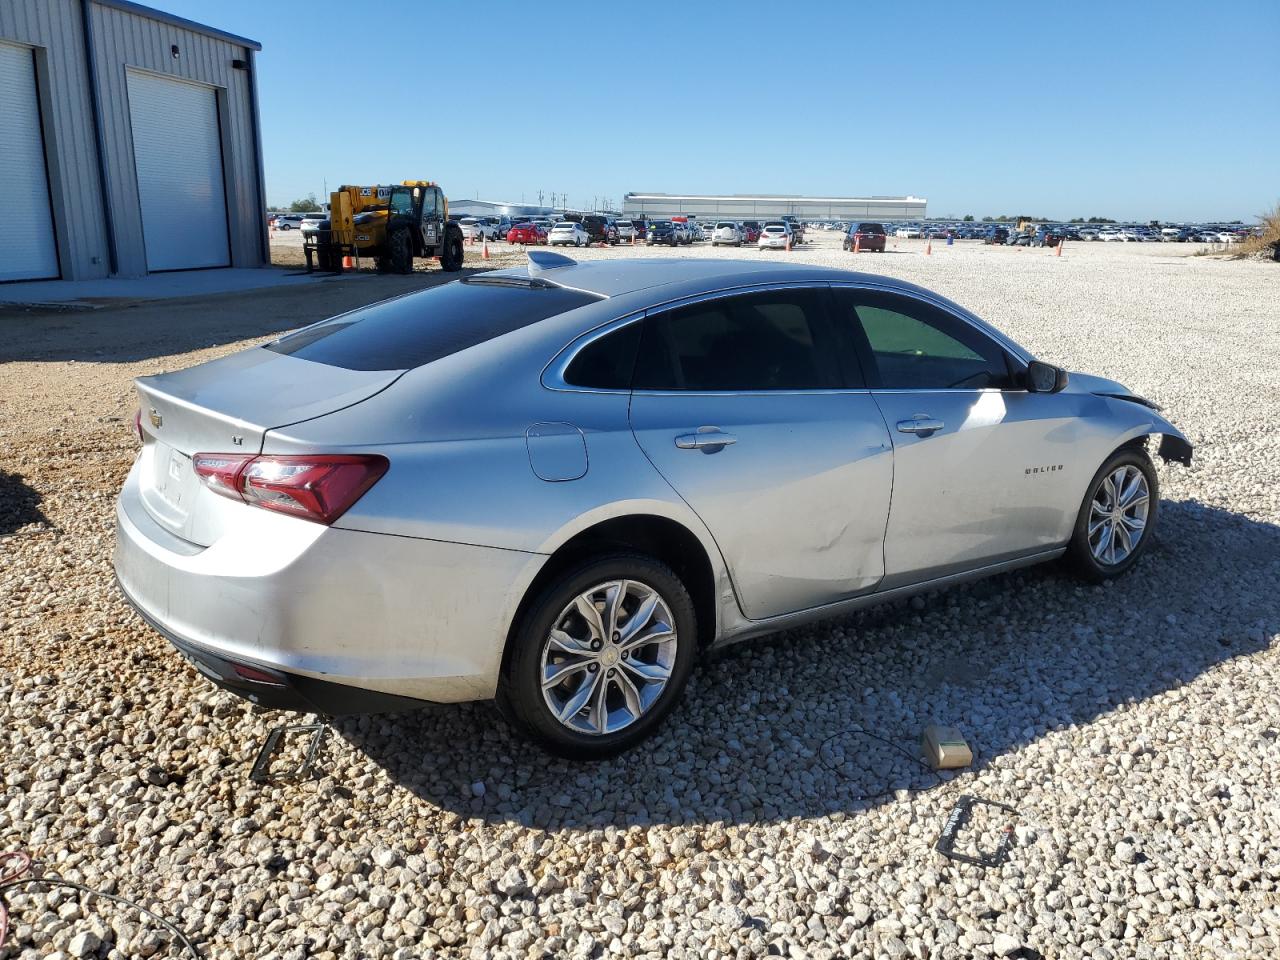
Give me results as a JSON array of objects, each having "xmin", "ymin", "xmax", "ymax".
[
  {"xmin": 675, "ymin": 428, "xmax": 738, "ymax": 449},
  {"xmin": 896, "ymin": 417, "xmax": 945, "ymax": 435}
]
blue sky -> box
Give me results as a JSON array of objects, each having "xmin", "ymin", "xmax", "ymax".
[{"xmin": 163, "ymin": 0, "xmax": 1278, "ymax": 221}]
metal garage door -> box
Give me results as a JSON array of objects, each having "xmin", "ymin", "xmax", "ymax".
[
  {"xmin": 0, "ymin": 42, "xmax": 59, "ymax": 282},
  {"xmin": 126, "ymin": 70, "xmax": 229, "ymax": 271}
]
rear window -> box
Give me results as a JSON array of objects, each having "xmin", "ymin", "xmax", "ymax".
[
  {"xmin": 716, "ymin": 222, "xmax": 735, "ymax": 229},
  {"xmin": 856, "ymin": 223, "xmax": 885, "ymax": 234},
  {"xmin": 552, "ymin": 222, "xmax": 574, "ymax": 229},
  {"xmin": 266, "ymin": 278, "xmax": 603, "ymax": 372}
]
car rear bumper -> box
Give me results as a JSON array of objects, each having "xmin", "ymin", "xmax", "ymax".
[{"xmin": 113, "ymin": 459, "xmax": 541, "ymax": 711}]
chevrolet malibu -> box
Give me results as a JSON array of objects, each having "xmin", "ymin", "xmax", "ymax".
[{"xmin": 115, "ymin": 254, "xmax": 1192, "ymax": 758}]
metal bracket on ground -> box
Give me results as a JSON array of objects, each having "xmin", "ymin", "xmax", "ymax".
[
  {"xmin": 935, "ymin": 794, "xmax": 1019, "ymax": 868},
  {"xmin": 249, "ymin": 722, "xmax": 328, "ymax": 784}
]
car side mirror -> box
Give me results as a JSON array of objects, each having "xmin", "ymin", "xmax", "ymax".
[{"xmin": 1026, "ymin": 360, "xmax": 1069, "ymax": 393}]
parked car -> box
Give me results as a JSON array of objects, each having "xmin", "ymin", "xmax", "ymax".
[
  {"xmin": 785, "ymin": 220, "xmax": 805, "ymax": 245},
  {"xmin": 646, "ymin": 221, "xmax": 679, "ymax": 246},
  {"xmin": 273, "ymin": 214, "xmax": 305, "ymax": 231},
  {"xmin": 115, "ymin": 253, "xmax": 1193, "ymax": 757},
  {"xmin": 896, "ymin": 225, "xmax": 923, "ymax": 239},
  {"xmin": 548, "ymin": 221, "xmax": 589, "ymax": 247},
  {"xmin": 741, "ymin": 221, "xmax": 762, "ymax": 244},
  {"xmin": 844, "ymin": 222, "xmax": 887, "ymax": 252},
  {"xmin": 671, "ymin": 221, "xmax": 693, "ymax": 246},
  {"xmin": 578, "ymin": 215, "xmax": 617, "ymax": 246},
  {"xmin": 711, "ymin": 222, "xmax": 743, "ymax": 246},
  {"xmin": 615, "ymin": 220, "xmax": 639, "ymax": 242},
  {"xmin": 758, "ymin": 223, "xmax": 791, "ymax": 250},
  {"xmin": 1008, "ymin": 233, "xmax": 1034, "ymax": 247},
  {"xmin": 982, "ymin": 227, "xmax": 1009, "ymax": 245},
  {"xmin": 459, "ymin": 218, "xmax": 497, "ymax": 242},
  {"xmin": 1033, "ymin": 226, "xmax": 1063, "ymax": 247},
  {"xmin": 507, "ymin": 222, "xmax": 548, "ymax": 245}
]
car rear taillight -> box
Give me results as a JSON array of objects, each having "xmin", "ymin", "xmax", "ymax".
[
  {"xmin": 193, "ymin": 453, "xmax": 388, "ymax": 525},
  {"xmin": 232, "ymin": 663, "xmax": 286, "ymax": 686}
]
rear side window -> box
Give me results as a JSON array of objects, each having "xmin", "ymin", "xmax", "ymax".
[
  {"xmin": 267, "ymin": 279, "xmax": 603, "ymax": 372},
  {"xmin": 634, "ymin": 289, "xmax": 843, "ymax": 392},
  {"xmin": 563, "ymin": 321, "xmax": 642, "ymax": 389}
]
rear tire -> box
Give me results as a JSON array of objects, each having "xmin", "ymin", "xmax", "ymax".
[
  {"xmin": 1066, "ymin": 446, "xmax": 1159, "ymax": 582},
  {"xmin": 500, "ymin": 554, "xmax": 697, "ymax": 759},
  {"xmin": 379, "ymin": 228, "xmax": 413, "ymax": 274},
  {"xmin": 440, "ymin": 225, "xmax": 465, "ymax": 272}
]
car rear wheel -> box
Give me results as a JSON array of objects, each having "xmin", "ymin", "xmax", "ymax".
[
  {"xmin": 1066, "ymin": 447, "xmax": 1159, "ymax": 582},
  {"xmin": 500, "ymin": 555, "xmax": 697, "ymax": 759}
]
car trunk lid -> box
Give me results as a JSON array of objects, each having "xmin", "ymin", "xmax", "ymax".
[{"xmin": 133, "ymin": 348, "xmax": 401, "ymax": 545}]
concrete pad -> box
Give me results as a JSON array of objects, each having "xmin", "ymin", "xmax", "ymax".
[{"xmin": 0, "ymin": 267, "xmax": 353, "ymax": 307}]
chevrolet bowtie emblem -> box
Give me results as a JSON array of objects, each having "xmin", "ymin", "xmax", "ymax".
[{"xmin": 149, "ymin": 409, "xmax": 163, "ymax": 428}]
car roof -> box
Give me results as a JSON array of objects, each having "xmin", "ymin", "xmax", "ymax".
[{"xmin": 486, "ymin": 256, "xmax": 946, "ymax": 303}]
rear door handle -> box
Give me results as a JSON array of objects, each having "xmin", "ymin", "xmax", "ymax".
[
  {"xmin": 675, "ymin": 427, "xmax": 738, "ymax": 450},
  {"xmin": 896, "ymin": 417, "xmax": 945, "ymax": 435}
]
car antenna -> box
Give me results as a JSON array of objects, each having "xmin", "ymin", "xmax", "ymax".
[{"xmin": 527, "ymin": 250, "xmax": 576, "ymax": 277}]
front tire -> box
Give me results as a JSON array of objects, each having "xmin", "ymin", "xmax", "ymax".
[
  {"xmin": 1066, "ymin": 447, "xmax": 1159, "ymax": 581},
  {"xmin": 380, "ymin": 228, "xmax": 413, "ymax": 274},
  {"xmin": 500, "ymin": 555, "xmax": 697, "ymax": 760},
  {"xmin": 439, "ymin": 225, "xmax": 465, "ymax": 271}
]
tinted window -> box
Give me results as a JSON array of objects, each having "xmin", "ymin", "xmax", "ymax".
[
  {"xmin": 856, "ymin": 223, "xmax": 885, "ymax": 234},
  {"xmin": 831, "ymin": 289, "xmax": 1011, "ymax": 390},
  {"xmin": 634, "ymin": 289, "xmax": 842, "ymax": 391},
  {"xmin": 563, "ymin": 322, "xmax": 641, "ymax": 389},
  {"xmin": 267, "ymin": 279, "xmax": 603, "ymax": 372}
]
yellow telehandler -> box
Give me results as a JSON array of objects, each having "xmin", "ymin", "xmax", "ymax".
[{"xmin": 303, "ymin": 180, "xmax": 464, "ymax": 273}]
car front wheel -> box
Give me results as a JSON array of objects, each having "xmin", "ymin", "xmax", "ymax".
[
  {"xmin": 500, "ymin": 555, "xmax": 697, "ymax": 759},
  {"xmin": 1066, "ymin": 446, "xmax": 1159, "ymax": 581}
]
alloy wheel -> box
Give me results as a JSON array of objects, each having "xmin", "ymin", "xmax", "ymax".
[
  {"xmin": 1088, "ymin": 464, "xmax": 1150, "ymax": 565},
  {"xmin": 539, "ymin": 580, "xmax": 677, "ymax": 735}
]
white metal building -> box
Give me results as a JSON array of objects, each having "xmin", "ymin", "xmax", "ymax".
[
  {"xmin": 0, "ymin": 0, "xmax": 266, "ymax": 281},
  {"xmin": 623, "ymin": 192, "xmax": 927, "ymax": 223}
]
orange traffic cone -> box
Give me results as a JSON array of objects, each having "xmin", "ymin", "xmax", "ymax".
[
  {"xmin": 854, "ymin": 234, "xmax": 861, "ymax": 254},
  {"xmin": 482, "ymin": 239, "xmax": 490, "ymax": 260},
  {"xmin": 1056, "ymin": 239, "xmax": 1064, "ymax": 257},
  {"xmin": 342, "ymin": 254, "xmax": 353, "ymax": 268},
  {"xmin": 925, "ymin": 240, "xmax": 932, "ymax": 256}
]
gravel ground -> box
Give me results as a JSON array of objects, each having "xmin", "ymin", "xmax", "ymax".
[{"xmin": 1, "ymin": 236, "xmax": 1278, "ymax": 960}]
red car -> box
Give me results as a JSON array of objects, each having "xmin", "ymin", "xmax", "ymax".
[
  {"xmin": 506, "ymin": 222, "xmax": 547, "ymax": 245},
  {"xmin": 843, "ymin": 222, "xmax": 887, "ymax": 252},
  {"xmin": 741, "ymin": 221, "xmax": 761, "ymax": 243}
]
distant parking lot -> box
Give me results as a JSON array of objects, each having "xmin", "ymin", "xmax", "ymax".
[{"xmin": 2, "ymin": 239, "xmax": 1277, "ymax": 959}]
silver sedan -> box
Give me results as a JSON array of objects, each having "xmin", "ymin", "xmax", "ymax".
[{"xmin": 114, "ymin": 253, "xmax": 1192, "ymax": 758}]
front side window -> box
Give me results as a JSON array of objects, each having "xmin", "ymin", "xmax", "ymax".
[
  {"xmin": 633, "ymin": 289, "xmax": 842, "ymax": 391},
  {"xmin": 389, "ymin": 190, "xmax": 413, "ymax": 216},
  {"xmin": 831, "ymin": 289, "xmax": 1012, "ymax": 390}
]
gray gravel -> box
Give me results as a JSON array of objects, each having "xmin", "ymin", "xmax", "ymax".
[{"xmin": 2, "ymin": 236, "xmax": 1279, "ymax": 959}]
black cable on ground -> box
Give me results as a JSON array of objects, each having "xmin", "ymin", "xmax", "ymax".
[{"xmin": 0, "ymin": 851, "xmax": 201, "ymax": 958}]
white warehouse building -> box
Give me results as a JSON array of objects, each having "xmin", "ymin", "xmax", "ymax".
[
  {"xmin": 0, "ymin": 0, "xmax": 266, "ymax": 282},
  {"xmin": 622, "ymin": 192, "xmax": 927, "ymax": 223}
]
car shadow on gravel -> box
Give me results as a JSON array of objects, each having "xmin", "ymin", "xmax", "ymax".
[
  {"xmin": 0, "ymin": 470, "xmax": 48, "ymax": 536},
  {"xmin": 337, "ymin": 497, "xmax": 1276, "ymax": 829},
  {"xmin": 0, "ymin": 268, "xmax": 489, "ymax": 364}
]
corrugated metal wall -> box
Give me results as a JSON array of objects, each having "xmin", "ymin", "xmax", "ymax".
[
  {"xmin": 90, "ymin": 2, "xmax": 260, "ymax": 276},
  {"xmin": 0, "ymin": 0, "xmax": 264, "ymax": 280},
  {"xmin": 0, "ymin": 0, "xmax": 110, "ymax": 280}
]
